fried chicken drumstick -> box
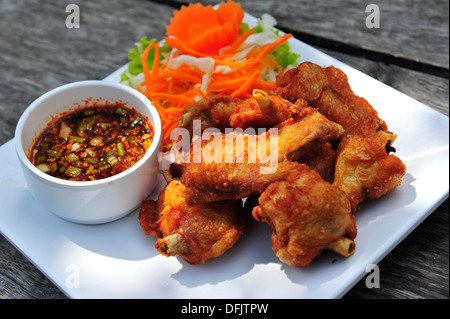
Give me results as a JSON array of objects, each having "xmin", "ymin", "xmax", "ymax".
[
  {"xmin": 276, "ymin": 62, "xmax": 388, "ymax": 138},
  {"xmin": 139, "ymin": 180, "xmax": 244, "ymax": 265},
  {"xmin": 252, "ymin": 164, "xmax": 357, "ymax": 267}
]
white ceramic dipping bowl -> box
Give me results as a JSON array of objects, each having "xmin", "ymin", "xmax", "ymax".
[{"xmin": 15, "ymin": 80, "xmax": 162, "ymax": 224}]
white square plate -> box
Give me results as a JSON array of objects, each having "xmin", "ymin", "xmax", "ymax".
[{"xmin": 0, "ymin": 13, "xmax": 448, "ymax": 299}]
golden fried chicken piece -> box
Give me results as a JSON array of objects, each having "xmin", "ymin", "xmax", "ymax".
[
  {"xmin": 177, "ymin": 95, "xmax": 243, "ymax": 136},
  {"xmin": 178, "ymin": 90, "xmax": 307, "ymax": 140},
  {"xmin": 139, "ymin": 180, "xmax": 244, "ymax": 265},
  {"xmin": 270, "ymin": 107, "xmax": 344, "ymax": 162},
  {"xmin": 167, "ymin": 105, "xmax": 325, "ymax": 179},
  {"xmin": 297, "ymin": 142, "xmax": 337, "ymax": 183},
  {"xmin": 333, "ymin": 131, "xmax": 407, "ymax": 212},
  {"xmin": 181, "ymin": 107, "xmax": 344, "ymax": 205},
  {"xmin": 276, "ymin": 62, "xmax": 388, "ymax": 137},
  {"xmin": 252, "ymin": 164, "xmax": 357, "ymax": 267},
  {"xmin": 182, "ymin": 160, "xmax": 303, "ymax": 205},
  {"xmin": 229, "ymin": 89, "xmax": 307, "ymax": 129}
]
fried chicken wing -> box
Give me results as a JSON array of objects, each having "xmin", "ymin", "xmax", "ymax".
[
  {"xmin": 178, "ymin": 90, "xmax": 307, "ymax": 140},
  {"xmin": 181, "ymin": 107, "xmax": 344, "ymax": 205},
  {"xmin": 276, "ymin": 62, "xmax": 388, "ymax": 137},
  {"xmin": 333, "ymin": 131, "xmax": 407, "ymax": 212},
  {"xmin": 182, "ymin": 160, "xmax": 303, "ymax": 205},
  {"xmin": 297, "ymin": 142, "xmax": 337, "ymax": 183},
  {"xmin": 271, "ymin": 107, "xmax": 344, "ymax": 162},
  {"xmin": 139, "ymin": 180, "xmax": 244, "ymax": 265},
  {"xmin": 252, "ymin": 164, "xmax": 357, "ymax": 267},
  {"xmin": 177, "ymin": 95, "xmax": 243, "ymax": 136},
  {"xmin": 229, "ymin": 89, "xmax": 307, "ymax": 129}
]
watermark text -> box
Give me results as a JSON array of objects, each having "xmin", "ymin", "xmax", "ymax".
[
  {"xmin": 366, "ymin": 4, "xmax": 380, "ymax": 29},
  {"xmin": 65, "ymin": 4, "xmax": 80, "ymax": 29}
]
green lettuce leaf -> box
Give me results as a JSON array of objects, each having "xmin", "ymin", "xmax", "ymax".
[
  {"xmin": 271, "ymin": 42, "xmax": 300, "ymax": 69},
  {"xmin": 125, "ymin": 36, "xmax": 171, "ymax": 76}
]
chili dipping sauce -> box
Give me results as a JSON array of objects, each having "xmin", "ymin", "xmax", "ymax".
[{"xmin": 30, "ymin": 105, "xmax": 154, "ymax": 181}]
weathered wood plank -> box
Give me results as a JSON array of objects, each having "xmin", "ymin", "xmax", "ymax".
[
  {"xmin": 0, "ymin": 236, "xmax": 67, "ymax": 299},
  {"xmin": 0, "ymin": 0, "xmax": 448, "ymax": 299},
  {"xmin": 0, "ymin": 0, "xmax": 172, "ymax": 145},
  {"xmin": 173, "ymin": 0, "xmax": 449, "ymax": 69}
]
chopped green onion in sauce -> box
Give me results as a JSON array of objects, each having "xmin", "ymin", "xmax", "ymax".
[{"xmin": 31, "ymin": 105, "xmax": 154, "ymax": 181}]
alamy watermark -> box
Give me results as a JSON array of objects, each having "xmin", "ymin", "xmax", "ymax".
[
  {"xmin": 65, "ymin": 263, "xmax": 80, "ymax": 289},
  {"xmin": 366, "ymin": 4, "xmax": 380, "ymax": 29},
  {"xmin": 365, "ymin": 264, "xmax": 380, "ymax": 288},
  {"xmin": 65, "ymin": 4, "xmax": 80, "ymax": 29},
  {"xmin": 159, "ymin": 120, "xmax": 279, "ymax": 174}
]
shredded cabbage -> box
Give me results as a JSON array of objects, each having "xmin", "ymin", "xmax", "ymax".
[{"xmin": 167, "ymin": 55, "xmax": 215, "ymax": 74}]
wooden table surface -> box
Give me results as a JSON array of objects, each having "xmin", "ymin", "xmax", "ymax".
[{"xmin": 0, "ymin": 0, "xmax": 448, "ymax": 299}]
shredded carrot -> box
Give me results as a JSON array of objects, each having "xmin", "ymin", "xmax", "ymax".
[
  {"xmin": 224, "ymin": 27, "xmax": 254, "ymax": 54},
  {"xmin": 231, "ymin": 71, "xmax": 261, "ymax": 97},
  {"xmin": 149, "ymin": 93, "xmax": 196, "ymax": 105},
  {"xmin": 141, "ymin": 42, "xmax": 156, "ymax": 96},
  {"xmin": 259, "ymin": 55, "xmax": 280, "ymax": 69},
  {"xmin": 161, "ymin": 64, "xmax": 204, "ymax": 83},
  {"xmin": 165, "ymin": 107, "xmax": 184, "ymax": 115},
  {"xmin": 152, "ymin": 101, "xmax": 168, "ymax": 122},
  {"xmin": 135, "ymin": 1, "xmax": 295, "ymax": 147},
  {"xmin": 254, "ymin": 80, "xmax": 277, "ymax": 91},
  {"xmin": 135, "ymin": 86, "xmax": 145, "ymax": 94},
  {"xmin": 250, "ymin": 33, "xmax": 293, "ymax": 62},
  {"xmin": 209, "ymin": 76, "xmax": 247, "ymax": 88},
  {"xmin": 151, "ymin": 42, "xmax": 160, "ymax": 79}
]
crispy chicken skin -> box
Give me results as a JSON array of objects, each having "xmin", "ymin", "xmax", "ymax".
[
  {"xmin": 229, "ymin": 89, "xmax": 307, "ymax": 129},
  {"xmin": 182, "ymin": 160, "xmax": 303, "ymax": 205},
  {"xmin": 297, "ymin": 142, "xmax": 337, "ymax": 183},
  {"xmin": 181, "ymin": 107, "xmax": 344, "ymax": 205},
  {"xmin": 252, "ymin": 164, "xmax": 357, "ymax": 267},
  {"xmin": 333, "ymin": 131, "xmax": 407, "ymax": 212},
  {"xmin": 177, "ymin": 89, "xmax": 307, "ymax": 139},
  {"xmin": 177, "ymin": 95, "xmax": 243, "ymax": 136},
  {"xmin": 273, "ymin": 107, "xmax": 344, "ymax": 162},
  {"xmin": 139, "ymin": 180, "xmax": 244, "ymax": 265},
  {"xmin": 276, "ymin": 62, "xmax": 388, "ymax": 137}
]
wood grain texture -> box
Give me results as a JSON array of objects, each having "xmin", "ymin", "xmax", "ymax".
[{"xmin": 0, "ymin": 0, "xmax": 448, "ymax": 299}]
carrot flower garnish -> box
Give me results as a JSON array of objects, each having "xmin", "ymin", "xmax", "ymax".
[{"xmin": 165, "ymin": 1, "xmax": 244, "ymax": 55}]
